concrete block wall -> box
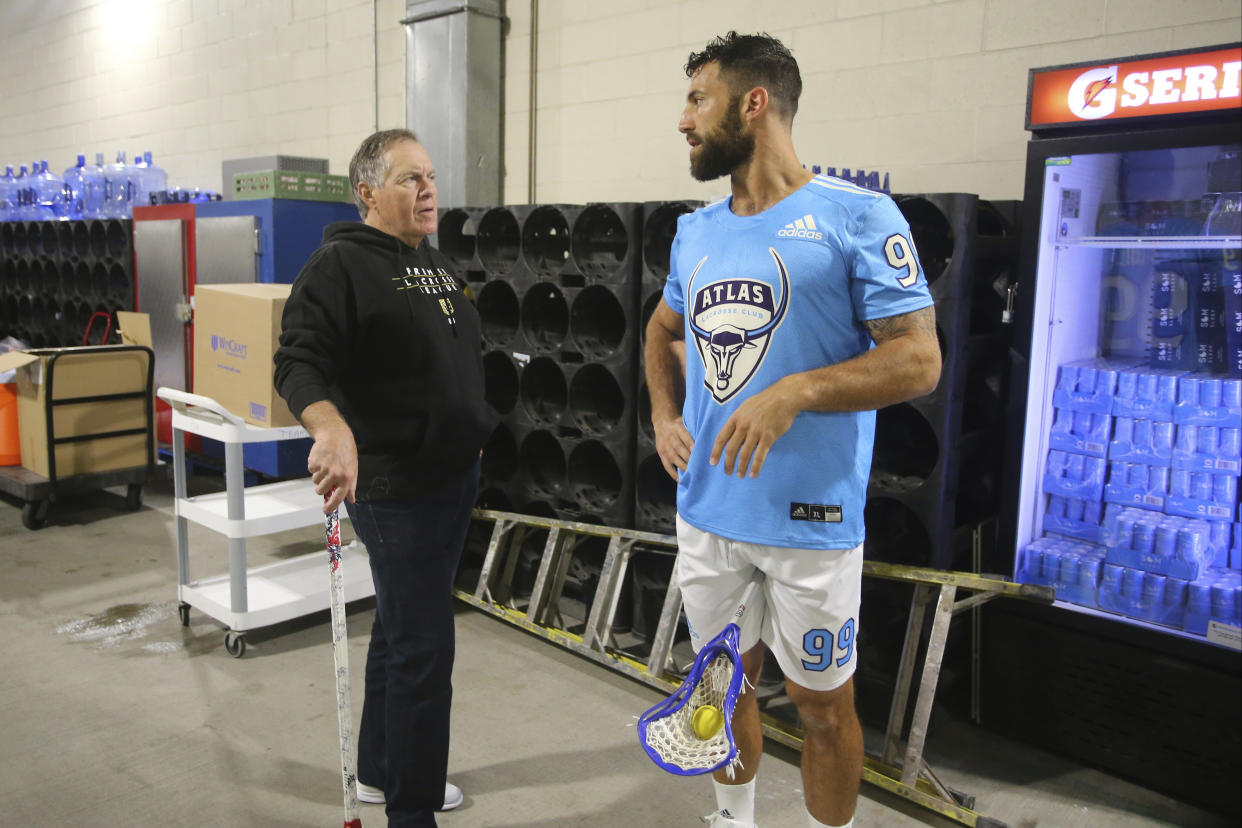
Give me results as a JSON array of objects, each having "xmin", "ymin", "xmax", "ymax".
[
  {"xmin": 0, "ymin": 0, "xmax": 407, "ymax": 199},
  {"xmin": 0, "ymin": 1, "xmax": 1238, "ymax": 206},
  {"xmin": 502, "ymin": 0, "xmax": 1241, "ymax": 204}
]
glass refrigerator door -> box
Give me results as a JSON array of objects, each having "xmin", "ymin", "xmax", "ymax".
[{"xmin": 1015, "ymin": 143, "xmax": 1242, "ymax": 647}]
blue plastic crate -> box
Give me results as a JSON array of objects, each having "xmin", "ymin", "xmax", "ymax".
[
  {"xmin": 1052, "ymin": 359, "xmax": 1132, "ymax": 414},
  {"xmin": 1016, "ymin": 535, "xmax": 1104, "ymax": 608},
  {"xmin": 1109, "ymin": 417, "xmax": 1174, "ymax": 465},
  {"xmin": 1043, "ymin": 494, "xmax": 1105, "ymax": 543},
  {"xmin": 1044, "ymin": 450, "xmax": 1107, "ymax": 501},
  {"xmin": 1165, "ymin": 469, "xmax": 1238, "ymax": 521},
  {"xmin": 1184, "ymin": 566, "xmax": 1242, "ymax": 635},
  {"xmin": 1174, "ymin": 373, "xmax": 1242, "ymax": 429},
  {"xmin": 1113, "ymin": 366, "xmax": 1184, "ymax": 421},
  {"xmin": 1172, "ymin": 424, "xmax": 1241, "ymax": 476},
  {"xmin": 1049, "ymin": 407, "xmax": 1111, "ymax": 458},
  {"xmin": 1098, "ymin": 563, "xmax": 1189, "ymax": 627},
  {"xmin": 1104, "ymin": 460, "xmax": 1169, "ymax": 510},
  {"xmin": 1101, "ymin": 506, "xmax": 1221, "ymax": 581}
]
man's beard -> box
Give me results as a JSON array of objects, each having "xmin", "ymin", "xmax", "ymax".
[{"xmin": 689, "ymin": 100, "xmax": 754, "ymax": 182}]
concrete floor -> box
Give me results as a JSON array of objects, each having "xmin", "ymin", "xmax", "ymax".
[{"xmin": 0, "ymin": 473, "xmax": 1232, "ymax": 828}]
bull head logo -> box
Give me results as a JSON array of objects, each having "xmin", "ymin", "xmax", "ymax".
[{"xmin": 686, "ymin": 247, "xmax": 790, "ymax": 403}]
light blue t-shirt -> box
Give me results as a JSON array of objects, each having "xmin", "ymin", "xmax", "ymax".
[{"xmin": 664, "ymin": 175, "xmax": 934, "ymax": 549}]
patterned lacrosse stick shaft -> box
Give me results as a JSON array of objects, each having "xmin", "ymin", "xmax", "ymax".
[{"xmin": 326, "ymin": 501, "xmax": 363, "ymax": 828}]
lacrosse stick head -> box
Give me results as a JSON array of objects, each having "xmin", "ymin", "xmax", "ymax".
[{"xmin": 637, "ymin": 621, "xmax": 746, "ymax": 776}]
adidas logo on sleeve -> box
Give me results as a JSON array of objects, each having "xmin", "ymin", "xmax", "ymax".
[{"xmin": 777, "ymin": 214, "xmax": 824, "ymax": 240}]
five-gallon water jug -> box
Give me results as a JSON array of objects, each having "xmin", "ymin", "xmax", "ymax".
[
  {"xmin": 82, "ymin": 152, "xmax": 107, "ymax": 218},
  {"xmin": 32, "ymin": 160, "xmax": 65, "ymax": 219},
  {"xmin": 102, "ymin": 151, "xmax": 132, "ymax": 218},
  {"xmin": 0, "ymin": 165, "xmax": 16, "ymax": 221},
  {"xmin": 140, "ymin": 151, "xmax": 167, "ymax": 205},
  {"xmin": 61, "ymin": 155, "xmax": 87, "ymax": 219},
  {"xmin": 13, "ymin": 165, "xmax": 31, "ymax": 220}
]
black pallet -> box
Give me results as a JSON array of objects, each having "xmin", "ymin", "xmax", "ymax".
[{"xmin": 633, "ymin": 200, "xmax": 701, "ymax": 534}]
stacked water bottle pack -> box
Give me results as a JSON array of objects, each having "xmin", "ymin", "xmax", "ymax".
[{"xmin": 1018, "ymin": 358, "xmax": 1242, "ymax": 638}]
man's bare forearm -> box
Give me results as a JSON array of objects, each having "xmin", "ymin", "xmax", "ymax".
[
  {"xmin": 644, "ymin": 314, "xmax": 685, "ymax": 424},
  {"xmin": 777, "ymin": 306, "xmax": 941, "ymax": 414},
  {"xmin": 299, "ymin": 399, "xmax": 350, "ymax": 438}
]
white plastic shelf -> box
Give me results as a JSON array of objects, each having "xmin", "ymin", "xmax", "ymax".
[
  {"xmin": 177, "ymin": 478, "xmax": 325, "ymax": 538},
  {"xmin": 157, "ymin": 387, "xmax": 375, "ymax": 655},
  {"xmin": 180, "ymin": 541, "xmax": 373, "ymax": 632}
]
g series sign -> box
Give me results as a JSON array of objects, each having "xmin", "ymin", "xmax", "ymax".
[{"xmin": 1027, "ymin": 44, "xmax": 1241, "ymax": 130}]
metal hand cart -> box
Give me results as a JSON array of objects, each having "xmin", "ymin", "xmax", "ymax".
[
  {"xmin": 157, "ymin": 388, "xmax": 373, "ymax": 657},
  {"xmin": 0, "ymin": 344, "xmax": 155, "ymax": 529}
]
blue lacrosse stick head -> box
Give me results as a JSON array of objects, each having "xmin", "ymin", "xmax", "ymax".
[{"xmin": 637, "ymin": 621, "xmax": 746, "ymax": 775}]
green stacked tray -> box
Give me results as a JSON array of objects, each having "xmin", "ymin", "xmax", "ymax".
[{"xmin": 232, "ymin": 170, "xmax": 352, "ymax": 203}]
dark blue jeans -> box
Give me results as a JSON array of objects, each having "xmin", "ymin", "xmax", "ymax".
[{"xmin": 344, "ymin": 463, "xmax": 478, "ymax": 828}]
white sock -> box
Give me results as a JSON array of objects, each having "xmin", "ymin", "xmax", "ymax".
[
  {"xmin": 712, "ymin": 777, "xmax": 755, "ymax": 824},
  {"xmin": 808, "ymin": 812, "xmax": 854, "ymax": 828}
]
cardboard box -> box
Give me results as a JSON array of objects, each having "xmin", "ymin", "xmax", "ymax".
[
  {"xmin": 0, "ymin": 347, "xmax": 152, "ymax": 479},
  {"xmin": 193, "ymin": 283, "xmax": 297, "ymax": 428}
]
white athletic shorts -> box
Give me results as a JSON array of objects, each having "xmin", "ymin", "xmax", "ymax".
[{"xmin": 675, "ymin": 515, "xmax": 863, "ymax": 693}]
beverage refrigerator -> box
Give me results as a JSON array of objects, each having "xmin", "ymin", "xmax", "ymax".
[{"xmin": 987, "ymin": 42, "xmax": 1242, "ymax": 817}]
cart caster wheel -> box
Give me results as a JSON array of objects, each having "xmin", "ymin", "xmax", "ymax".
[
  {"xmin": 224, "ymin": 631, "xmax": 246, "ymax": 658},
  {"xmin": 178, "ymin": 603, "xmax": 191, "ymax": 627},
  {"xmin": 21, "ymin": 499, "xmax": 49, "ymax": 530},
  {"xmin": 125, "ymin": 483, "xmax": 143, "ymax": 511}
]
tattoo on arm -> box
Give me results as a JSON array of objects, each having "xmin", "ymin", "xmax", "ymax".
[{"xmin": 865, "ymin": 305, "xmax": 936, "ymax": 346}]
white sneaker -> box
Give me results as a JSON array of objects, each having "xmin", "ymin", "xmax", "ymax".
[
  {"xmin": 354, "ymin": 781, "xmax": 463, "ymax": 811},
  {"xmin": 441, "ymin": 781, "xmax": 464, "ymax": 811},
  {"xmin": 701, "ymin": 810, "xmax": 755, "ymax": 827}
]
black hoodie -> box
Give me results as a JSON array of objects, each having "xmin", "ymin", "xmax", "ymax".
[{"xmin": 274, "ymin": 221, "xmax": 498, "ymax": 500}]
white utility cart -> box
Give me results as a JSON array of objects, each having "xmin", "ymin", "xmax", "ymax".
[{"xmin": 157, "ymin": 389, "xmax": 374, "ymax": 657}]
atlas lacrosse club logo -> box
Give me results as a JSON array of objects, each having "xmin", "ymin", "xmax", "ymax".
[
  {"xmin": 686, "ymin": 247, "xmax": 790, "ymax": 404},
  {"xmin": 1028, "ymin": 45, "xmax": 1241, "ymax": 128}
]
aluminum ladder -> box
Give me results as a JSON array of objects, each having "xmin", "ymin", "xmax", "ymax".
[{"xmin": 457, "ymin": 508, "xmax": 1055, "ymax": 827}]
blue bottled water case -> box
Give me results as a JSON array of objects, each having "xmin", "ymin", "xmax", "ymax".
[{"xmin": 1012, "ymin": 143, "xmax": 1242, "ymax": 647}]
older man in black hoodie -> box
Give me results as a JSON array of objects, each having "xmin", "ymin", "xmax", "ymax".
[{"xmin": 275, "ymin": 129, "xmax": 497, "ymax": 828}]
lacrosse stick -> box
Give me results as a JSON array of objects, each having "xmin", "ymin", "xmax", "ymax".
[
  {"xmin": 637, "ymin": 577, "xmax": 762, "ymax": 777},
  {"xmin": 326, "ymin": 497, "xmax": 363, "ymax": 828}
]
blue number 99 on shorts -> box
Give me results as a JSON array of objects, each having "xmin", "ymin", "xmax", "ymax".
[{"xmin": 800, "ymin": 618, "xmax": 856, "ymax": 672}]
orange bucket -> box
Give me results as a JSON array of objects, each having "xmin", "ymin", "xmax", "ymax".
[{"xmin": 0, "ymin": 383, "xmax": 19, "ymax": 466}]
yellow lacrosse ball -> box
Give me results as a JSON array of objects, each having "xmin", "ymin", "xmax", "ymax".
[{"xmin": 692, "ymin": 704, "xmax": 725, "ymax": 740}]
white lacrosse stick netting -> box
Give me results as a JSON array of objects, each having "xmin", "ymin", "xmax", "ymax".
[{"xmin": 637, "ymin": 578, "xmax": 761, "ymax": 777}]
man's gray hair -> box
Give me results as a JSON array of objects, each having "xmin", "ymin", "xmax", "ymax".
[{"xmin": 348, "ymin": 128, "xmax": 420, "ymax": 218}]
